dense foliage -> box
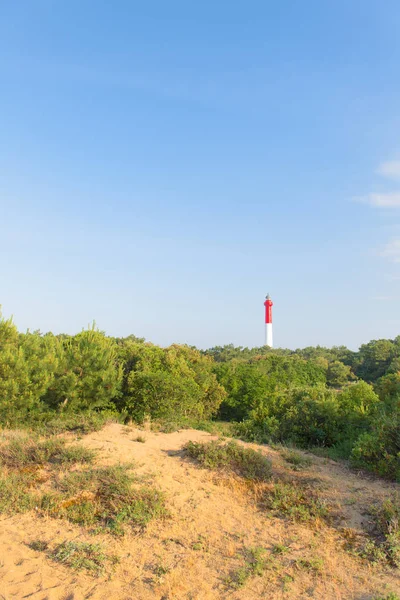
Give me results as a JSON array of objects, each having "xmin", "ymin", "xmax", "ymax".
[{"xmin": 1, "ymin": 307, "xmax": 400, "ymax": 481}]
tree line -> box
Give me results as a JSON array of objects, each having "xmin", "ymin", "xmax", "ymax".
[{"xmin": 1, "ymin": 309, "xmax": 399, "ymax": 481}]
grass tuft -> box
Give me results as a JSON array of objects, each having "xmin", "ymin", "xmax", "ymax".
[
  {"xmin": 184, "ymin": 440, "xmax": 272, "ymax": 481},
  {"xmin": 51, "ymin": 541, "xmax": 118, "ymax": 575},
  {"xmin": 261, "ymin": 481, "xmax": 329, "ymax": 523},
  {"xmin": 28, "ymin": 540, "xmax": 49, "ymax": 552},
  {"xmin": 43, "ymin": 464, "xmax": 167, "ymax": 535},
  {"xmin": 279, "ymin": 448, "xmax": 312, "ymax": 471},
  {"xmin": 295, "ymin": 557, "xmax": 324, "ymax": 573},
  {"xmin": 0, "ymin": 471, "xmax": 37, "ymax": 513},
  {"xmin": 228, "ymin": 547, "xmax": 270, "ymax": 589},
  {"xmin": 365, "ymin": 495, "xmax": 400, "ymax": 568},
  {"xmin": 0, "ymin": 437, "xmax": 95, "ymax": 469}
]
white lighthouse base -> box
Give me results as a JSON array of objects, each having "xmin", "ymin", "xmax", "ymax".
[{"xmin": 265, "ymin": 323, "xmax": 273, "ymax": 347}]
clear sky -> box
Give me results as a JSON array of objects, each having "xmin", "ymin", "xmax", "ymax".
[{"xmin": 1, "ymin": 1, "xmax": 400, "ymax": 350}]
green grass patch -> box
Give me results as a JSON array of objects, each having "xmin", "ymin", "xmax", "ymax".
[
  {"xmin": 261, "ymin": 481, "xmax": 329, "ymax": 523},
  {"xmin": 279, "ymin": 448, "xmax": 312, "ymax": 471},
  {"xmin": 184, "ymin": 440, "xmax": 272, "ymax": 481}
]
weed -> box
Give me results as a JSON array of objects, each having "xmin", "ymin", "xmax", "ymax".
[
  {"xmin": 366, "ymin": 495, "xmax": 400, "ymax": 567},
  {"xmin": 373, "ymin": 594, "xmax": 400, "ymax": 600},
  {"xmin": 28, "ymin": 540, "xmax": 49, "ymax": 552},
  {"xmin": 51, "ymin": 541, "xmax": 118, "ymax": 575},
  {"xmin": 0, "ymin": 471, "xmax": 37, "ymax": 513},
  {"xmin": 184, "ymin": 440, "xmax": 272, "ymax": 481},
  {"xmin": 191, "ymin": 535, "xmax": 209, "ymax": 552},
  {"xmin": 271, "ymin": 543, "xmax": 290, "ymax": 555},
  {"xmin": 295, "ymin": 557, "xmax": 324, "ymax": 573},
  {"xmin": 279, "ymin": 448, "xmax": 312, "ymax": 471},
  {"xmin": 228, "ymin": 547, "xmax": 269, "ymax": 589},
  {"xmin": 261, "ymin": 481, "xmax": 329, "ymax": 523},
  {"xmin": 134, "ymin": 435, "xmax": 146, "ymax": 443}
]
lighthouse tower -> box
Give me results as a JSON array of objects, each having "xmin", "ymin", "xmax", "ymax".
[{"xmin": 264, "ymin": 294, "xmax": 273, "ymax": 347}]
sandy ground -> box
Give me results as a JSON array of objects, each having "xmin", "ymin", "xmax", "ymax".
[{"xmin": 0, "ymin": 423, "xmax": 399, "ymax": 600}]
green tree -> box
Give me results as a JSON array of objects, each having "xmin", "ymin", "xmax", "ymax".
[{"xmin": 43, "ymin": 326, "xmax": 122, "ymax": 412}]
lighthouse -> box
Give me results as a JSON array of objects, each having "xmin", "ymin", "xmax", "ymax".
[{"xmin": 264, "ymin": 294, "xmax": 273, "ymax": 347}]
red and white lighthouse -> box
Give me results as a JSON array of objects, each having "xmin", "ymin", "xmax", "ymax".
[{"xmin": 264, "ymin": 294, "xmax": 273, "ymax": 347}]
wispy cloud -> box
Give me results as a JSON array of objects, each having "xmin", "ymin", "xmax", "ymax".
[
  {"xmin": 380, "ymin": 239, "xmax": 400, "ymax": 262},
  {"xmin": 377, "ymin": 160, "xmax": 400, "ymax": 180},
  {"xmin": 356, "ymin": 192, "xmax": 400, "ymax": 207}
]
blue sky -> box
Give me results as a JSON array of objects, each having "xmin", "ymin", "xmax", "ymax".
[{"xmin": 1, "ymin": 1, "xmax": 400, "ymax": 350}]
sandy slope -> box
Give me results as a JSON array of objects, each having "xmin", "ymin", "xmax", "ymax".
[{"xmin": 0, "ymin": 423, "xmax": 399, "ymax": 600}]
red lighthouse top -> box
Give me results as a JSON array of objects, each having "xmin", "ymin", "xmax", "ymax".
[{"xmin": 264, "ymin": 294, "xmax": 273, "ymax": 324}]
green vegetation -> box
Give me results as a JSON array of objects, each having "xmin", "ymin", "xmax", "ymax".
[
  {"xmin": 0, "ymin": 431, "xmax": 167, "ymax": 536},
  {"xmin": 184, "ymin": 440, "xmax": 272, "ymax": 481},
  {"xmin": 279, "ymin": 447, "xmax": 312, "ymax": 470},
  {"xmin": 228, "ymin": 547, "xmax": 270, "ymax": 589},
  {"xmin": 30, "ymin": 540, "xmax": 118, "ymax": 575},
  {"xmin": 43, "ymin": 464, "xmax": 168, "ymax": 535},
  {"xmin": 0, "ymin": 436, "xmax": 95, "ymax": 469},
  {"xmin": 2, "ymin": 305, "xmax": 400, "ymax": 482},
  {"xmin": 261, "ymin": 481, "xmax": 329, "ymax": 523},
  {"xmin": 367, "ymin": 495, "xmax": 400, "ymax": 567}
]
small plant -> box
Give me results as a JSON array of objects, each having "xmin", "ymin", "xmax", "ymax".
[
  {"xmin": 366, "ymin": 495, "xmax": 400, "ymax": 567},
  {"xmin": 280, "ymin": 448, "xmax": 312, "ymax": 471},
  {"xmin": 261, "ymin": 481, "xmax": 329, "ymax": 523},
  {"xmin": 51, "ymin": 541, "xmax": 118, "ymax": 575},
  {"xmin": 191, "ymin": 535, "xmax": 209, "ymax": 552},
  {"xmin": 28, "ymin": 540, "xmax": 49, "ymax": 552},
  {"xmin": 134, "ymin": 435, "xmax": 146, "ymax": 443},
  {"xmin": 184, "ymin": 440, "xmax": 272, "ymax": 481},
  {"xmin": 228, "ymin": 547, "xmax": 269, "ymax": 589},
  {"xmin": 295, "ymin": 557, "xmax": 324, "ymax": 573},
  {"xmin": 0, "ymin": 471, "xmax": 37, "ymax": 514},
  {"xmin": 373, "ymin": 594, "xmax": 400, "ymax": 600},
  {"xmin": 271, "ymin": 543, "xmax": 290, "ymax": 555}
]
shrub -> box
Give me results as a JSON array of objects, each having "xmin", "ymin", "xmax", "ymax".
[
  {"xmin": 351, "ymin": 413, "xmax": 400, "ymax": 481},
  {"xmin": 119, "ymin": 343, "xmax": 226, "ymax": 422},
  {"xmin": 184, "ymin": 440, "xmax": 272, "ymax": 481}
]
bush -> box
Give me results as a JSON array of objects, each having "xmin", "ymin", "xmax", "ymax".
[
  {"xmin": 120, "ymin": 343, "xmax": 226, "ymax": 422},
  {"xmin": 184, "ymin": 440, "xmax": 272, "ymax": 481},
  {"xmin": 351, "ymin": 414, "xmax": 400, "ymax": 481}
]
